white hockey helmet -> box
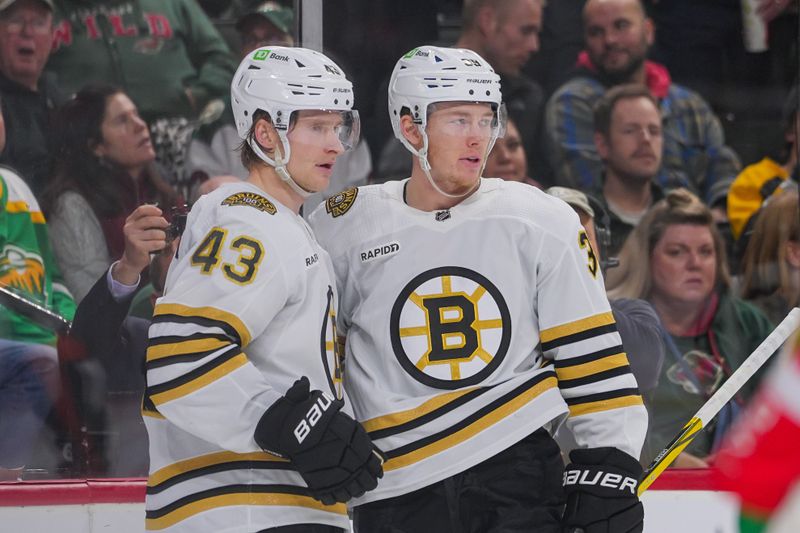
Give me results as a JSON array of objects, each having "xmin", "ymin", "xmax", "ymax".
[
  {"xmin": 231, "ymin": 46, "xmax": 359, "ymax": 197},
  {"xmin": 388, "ymin": 46, "xmax": 506, "ymax": 197}
]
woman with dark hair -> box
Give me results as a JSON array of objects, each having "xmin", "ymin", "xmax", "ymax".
[{"xmin": 42, "ymin": 84, "xmax": 178, "ymax": 303}]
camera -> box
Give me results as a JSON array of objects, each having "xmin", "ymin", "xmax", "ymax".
[{"xmin": 165, "ymin": 204, "xmax": 189, "ymax": 244}]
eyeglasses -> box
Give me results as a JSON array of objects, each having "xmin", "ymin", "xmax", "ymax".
[{"xmin": 1, "ymin": 16, "xmax": 52, "ymax": 36}]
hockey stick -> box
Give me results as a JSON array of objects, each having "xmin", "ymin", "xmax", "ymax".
[
  {"xmin": 0, "ymin": 283, "xmax": 72, "ymax": 333},
  {"xmin": 638, "ymin": 307, "xmax": 800, "ymax": 495}
]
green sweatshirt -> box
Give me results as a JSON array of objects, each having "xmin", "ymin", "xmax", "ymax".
[
  {"xmin": 0, "ymin": 167, "xmax": 76, "ymax": 345},
  {"xmin": 47, "ymin": 0, "xmax": 237, "ymax": 121}
]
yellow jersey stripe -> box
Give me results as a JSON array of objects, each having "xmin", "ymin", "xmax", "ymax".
[
  {"xmin": 151, "ymin": 352, "xmax": 248, "ymax": 406},
  {"xmin": 149, "ymin": 451, "xmax": 287, "ymax": 488},
  {"xmin": 568, "ymin": 394, "xmax": 644, "ymax": 418},
  {"xmin": 555, "ymin": 353, "xmax": 629, "ymax": 381},
  {"xmin": 153, "ymin": 303, "xmax": 252, "ymax": 347},
  {"xmin": 145, "ymin": 493, "xmax": 347, "ymax": 530},
  {"xmin": 146, "ymin": 338, "xmax": 230, "ymax": 362},
  {"xmin": 540, "ymin": 311, "xmax": 615, "ymax": 344},
  {"xmin": 384, "ymin": 376, "xmax": 558, "ymax": 471},
  {"xmin": 362, "ymin": 387, "xmax": 480, "ymax": 433}
]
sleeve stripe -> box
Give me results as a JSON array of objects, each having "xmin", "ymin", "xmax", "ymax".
[
  {"xmin": 541, "ymin": 324, "xmax": 618, "ymax": 352},
  {"xmin": 540, "ymin": 311, "xmax": 615, "ymax": 344},
  {"xmin": 141, "ymin": 395, "xmax": 164, "ymax": 419},
  {"xmin": 568, "ymin": 394, "xmax": 644, "ymax": 417},
  {"xmin": 564, "ymin": 387, "xmax": 641, "ymax": 406},
  {"xmin": 553, "ymin": 344, "xmax": 624, "ymax": 368},
  {"xmin": 146, "ymin": 347, "xmax": 233, "ymax": 371},
  {"xmin": 148, "ymin": 332, "xmax": 232, "ymax": 347},
  {"xmin": 558, "ymin": 365, "xmax": 633, "ymax": 389},
  {"xmin": 148, "ymin": 347, "xmax": 247, "ymax": 406},
  {"xmin": 153, "ymin": 303, "xmax": 252, "ymax": 347},
  {"xmin": 147, "ymin": 337, "xmax": 231, "ymax": 363},
  {"xmin": 555, "ymin": 352, "xmax": 630, "ymax": 380}
]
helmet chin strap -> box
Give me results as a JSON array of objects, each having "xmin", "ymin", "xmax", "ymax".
[
  {"xmin": 249, "ymin": 134, "xmax": 314, "ymax": 199},
  {"xmin": 414, "ymin": 128, "xmax": 479, "ymax": 200},
  {"xmin": 411, "ymin": 125, "xmax": 504, "ymax": 200}
]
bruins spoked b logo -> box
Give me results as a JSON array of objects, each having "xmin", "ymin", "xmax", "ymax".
[{"xmin": 390, "ymin": 267, "xmax": 511, "ymax": 389}]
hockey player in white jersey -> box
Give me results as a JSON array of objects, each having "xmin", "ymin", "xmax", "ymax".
[
  {"xmin": 309, "ymin": 45, "xmax": 649, "ymax": 532},
  {"xmin": 143, "ymin": 46, "xmax": 383, "ymax": 533}
]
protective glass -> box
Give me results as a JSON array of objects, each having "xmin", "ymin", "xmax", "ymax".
[
  {"xmin": 426, "ymin": 102, "xmax": 507, "ymax": 140},
  {"xmin": 287, "ymin": 109, "xmax": 361, "ymax": 152}
]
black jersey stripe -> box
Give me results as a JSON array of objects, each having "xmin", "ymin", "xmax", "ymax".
[
  {"xmin": 381, "ymin": 371, "xmax": 558, "ymax": 465},
  {"xmin": 148, "ymin": 454, "xmax": 289, "ymax": 495},
  {"xmin": 146, "ymin": 346, "xmax": 233, "ymax": 370},
  {"xmin": 557, "ymin": 365, "xmax": 633, "ymax": 389},
  {"xmin": 367, "ymin": 387, "xmax": 491, "ymax": 441},
  {"xmin": 148, "ymin": 346, "xmax": 245, "ymax": 406},
  {"xmin": 553, "ymin": 345, "xmax": 625, "ymax": 368},
  {"xmin": 145, "ymin": 484, "xmax": 347, "ymax": 529},
  {"xmin": 541, "ymin": 323, "xmax": 618, "ymax": 352},
  {"xmin": 148, "ymin": 332, "xmax": 233, "ymax": 347},
  {"xmin": 564, "ymin": 387, "xmax": 641, "ymax": 406}
]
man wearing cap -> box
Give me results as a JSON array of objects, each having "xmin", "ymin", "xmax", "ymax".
[
  {"xmin": 0, "ymin": 0, "xmax": 63, "ymax": 194},
  {"xmin": 235, "ymin": 0, "xmax": 293, "ymax": 56},
  {"xmin": 546, "ymin": 184, "xmax": 665, "ymax": 398}
]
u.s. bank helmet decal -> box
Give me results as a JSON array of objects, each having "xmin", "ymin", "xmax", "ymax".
[{"xmin": 390, "ymin": 266, "xmax": 511, "ymax": 389}]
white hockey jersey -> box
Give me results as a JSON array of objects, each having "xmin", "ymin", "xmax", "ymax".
[
  {"xmin": 144, "ymin": 182, "xmax": 349, "ymax": 532},
  {"xmin": 309, "ymin": 178, "xmax": 648, "ymax": 505}
]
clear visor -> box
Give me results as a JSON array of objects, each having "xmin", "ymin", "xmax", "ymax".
[
  {"xmin": 287, "ymin": 109, "xmax": 361, "ymax": 153},
  {"xmin": 426, "ymin": 102, "xmax": 507, "ymax": 140}
]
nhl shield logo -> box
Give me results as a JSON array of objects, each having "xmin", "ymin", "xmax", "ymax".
[{"xmin": 325, "ymin": 187, "xmax": 359, "ymax": 218}]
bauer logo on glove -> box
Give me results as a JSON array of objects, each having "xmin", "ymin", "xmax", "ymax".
[
  {"xmin": 294, "ymin": 392, "xmax": 335, "ymax": 444},
  {"xmin": 563, "ymin": 468, "xmax": 638, "ymax": 495}
]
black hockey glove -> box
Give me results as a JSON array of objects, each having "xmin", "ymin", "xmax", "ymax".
[
  {"xmin": 255, "ymin": 377, "xmax": 384, "ymax": 505},
  {"xmin": 561, "ymin": 447, "xmax": 644, "ymax": 533}
]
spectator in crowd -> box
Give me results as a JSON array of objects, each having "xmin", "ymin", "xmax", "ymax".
[
  {"xmin": 524, "ymin": 0, "xmax": 586, "ymax": 95},
  {"xmin": 46, "ymin": 0, "xmax": 237, "ymax": 179},
  {"xmin": 645, "ymin": 0, "xmax": 797, "ymax": 117},
  {"xmin": 41, "ymin": 84, "xmax": 178, "ymax": 303},
  {"xmin": 0, "ymin": 103, "xmax": 76, "ymax": 480},
  {"xmin": 0, "ymin": 0, "xmax": 64, "ymax": 194},
  {"xmin": 455, "ymin": 0, "xmax": 548, "ymax": 183},
  {"xmin": 606, "ymin": 188, "xmax": 773, "ymax": 468},
  {"xmin": 185, "ymin": 1, "xmax": 371, "ymax": 213},
  {"xmin": 594, "ymin": 84, "xmax": 665, "ymax": 256},
  {"xmin": 727, "ymin": 85, "xmax": 799, "ymax": 244},
  {"xmin": 545, "ymin": 0, "xmax": 741, "ymax": 209},
  {"xmin": 66, "ymin": 203, "xmax": 168, "ymax": 476},
  {"xmin": 740, "ymin": 191, "xmax": 800, "ymax": 326},
  {"xmin": 484, "ymin": 116, "xmax": 539, "ymax": 186},
  {"xmin": 546, "ymin": 185, "xmax": 665, "ymax": 394}
]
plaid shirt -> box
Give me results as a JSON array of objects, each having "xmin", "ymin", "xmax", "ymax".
[{"xmin": 544, "ymin": 69, "xmax": 740, "ymax": 206}]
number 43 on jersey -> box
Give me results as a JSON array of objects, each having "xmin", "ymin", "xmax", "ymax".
[{"xmin": 190, "ymin": 227, "xmax": 265, "ymax": 285}]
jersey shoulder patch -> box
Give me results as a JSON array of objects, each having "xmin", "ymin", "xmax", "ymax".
[
  {"xmin": 325, "ymin": 187, "xmax": 358, "ymax": 218},
  {"xmin": 221, "ymin": 191, "xmax": 277, "ymax": 215}
]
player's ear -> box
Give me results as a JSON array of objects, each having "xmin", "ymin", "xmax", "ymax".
[
  {"xmin": 399, "ymin": 114, "xmax": 423, "ymax": 150},
  {"xmin": 253, "ymin": 115, "xmax": 280, "ymax": 155}
]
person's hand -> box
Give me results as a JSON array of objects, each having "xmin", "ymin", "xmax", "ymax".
[
  {"xmin": 112, "ymin": 204, "xmax": 169, "ymax": 285},
  {"xmin": 757, "ymin": 0, "xmax": 792, "ymax": 23}
]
